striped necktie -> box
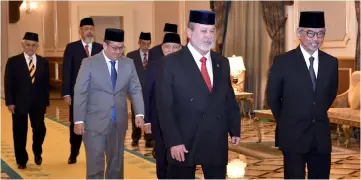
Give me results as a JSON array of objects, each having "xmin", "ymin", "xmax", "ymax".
[{"xmin": 28, "ymin": 56, "xmax": 36, "ymax": 83}]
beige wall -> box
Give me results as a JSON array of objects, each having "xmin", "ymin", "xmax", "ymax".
[
  {"xmin": 3, "ymin": 1, "xmax": 211, "ymax": 59},
  {"xmin": 7, "ymin": 1, "xmax": 46, "ymax": 57},
  {"xmin": 286, "ymin": 1, "xmax": 358, "ymax": 60},
  {"xmin": 1, "ymin": 1, "xmax": 8, "ymax": 97}
]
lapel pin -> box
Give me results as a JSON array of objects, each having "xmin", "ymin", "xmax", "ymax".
[{"xmin": 217, "ymin": 64, "xmax": 219, "ymax": 68}]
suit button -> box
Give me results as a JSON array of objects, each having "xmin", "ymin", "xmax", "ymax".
[
  {"xmin": 312, "ymin": 119, "xmax": 315, "ymax": 123},
  {"xmin": 202, "ymin": 113, "xmax": 205, "ymax": 117},
  {"xmin": 217, "ymin": 116, "xmax": 221, "ymax": 119},
  {"xmin": 190, "ymin": 98, "xmax": 194, "ymax": 101},
  {"xmin": 313, "ymin": 102, "xmax": 316, "ymax": 105}
]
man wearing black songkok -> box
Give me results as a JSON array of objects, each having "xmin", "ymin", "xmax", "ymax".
[{"xmin": 267, "ymin": 11, "xmax": 338, "ymax": 179}]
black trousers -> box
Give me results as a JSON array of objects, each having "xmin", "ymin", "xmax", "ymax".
[
  {"xmin": 69, "ymin": 104, "xmax": 82, "ymax": 156},
  {"xmin": 12, "ymin": 107, "xmax": 46, "ymax": 165},
  {"xmin": 282, "ymin": 135, "xmax": 331, "ymax": 179},
  {"xmin": 131, "ymin": 107, "xmax": 152, "ymax": 142},
  {"xmin": 152, "ymin": 119, "xmax": 167, "ymax": 179},
  {"xmin": 166, "ymin": 164, "xmax": 226, "ymax": 179}
]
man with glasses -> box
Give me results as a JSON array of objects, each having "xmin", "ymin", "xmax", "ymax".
[
  {"xmin": 143, "ymin": 33, "xmax": 182, "ymax": 179},
  {"xmin": 61, "ymin": 17, "xmax": 103, "ymax": 164},
  {"xmin": 149, "ymin": 23, "xmax": 178, "ymax": 62},
  {"xmin": 5, "ymin": 32, "xmax": 50, "ymax": 169},
  {"xmin": 126, "ymin": 32, "xmax": 153, "ymax": 147},
  {"xmin": 267, "ymin": 11, "xmax": 338, "ymax": 179},
  {"xmin": 73, "ymin": 28, "xmax": 145, "ymax": 179}
]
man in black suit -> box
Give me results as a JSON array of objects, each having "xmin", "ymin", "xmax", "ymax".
[
  {"xmin": 144, "ymin": 33, "xmax": 182, "ymax": 178},
  {"xmin": 126, "ymin": 32, "xmax": 153, "ymax": 147},
  {"xmin": 61, "ymin": 17, "xmax": 103, "ymax": 164},
  {"xmin": 5, "ymin": 32, "xmax": 50, "ymax": 169},
  {"xmin": 266, "ymin": 11, "xmax": 338, "ymax": 179},
  {"xmin": 156, "ymin": 10, "xmax": 241, "ymax": 179},
  {"xmin": 149, "ymin": 23, "xmax": 178, "ymax": 62}
]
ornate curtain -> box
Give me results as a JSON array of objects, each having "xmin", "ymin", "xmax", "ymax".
[
  {"xmin": 210, "ymin": 1, "xmax": 231, "ymax": 54},
  {"xmin": 355, "ymin": 0, "xmax": 360, "ymax": 71},
  {"xmin": 261, "ymin": 1, "xmax": 287, "ymax": 108}
]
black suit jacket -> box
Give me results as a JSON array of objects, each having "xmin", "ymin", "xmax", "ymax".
[
  {"xmin": 149, "ymin": 44, "xmax": 163, "ymax": 62},
  {"xmin": 266, "ymin": 46, "xmax": 338, "ymax": 154},
  {"xmin": 126, "ymin": 49, "xmax": 147, "ymax": 87},
  {"xmin": 61, "ymin": 40, "xmax": 103, "ymax": 97},
  {"xmin": 156, "ymin": 47, "xmax": 240, "ymax": 166},
  {"xmin": 5, "ymin": 53, "xmax": 50, "ymax": 114}
]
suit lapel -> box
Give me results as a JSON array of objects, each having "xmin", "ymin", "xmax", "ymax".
[
  {"xmin": 77, "ymin": 40, "xmax": 88, "ymax": 57},
  {"xmin": 20, "ymin": 54, "xmax": 31, "ymax": 82},
  {"xmin": 34, "ymin": 55, "xmax": 43, "ymax": 84},
  {"xmin": 210, "ymin": 52, "xmax": 221, "ymax": 94},
  {"xmin": 91, "ymin": 42, "xmax": 100, "ymax": 56},
  {"xmin": 96, "ymin": 52, "xmax": 113, "ymax": 90},
  {"xmin": 315, "ymin": 51, "xmax": 326, "ymax": 93},
  {"xmin": 295, "ymin": 46, "xmax": 315, "ymax": 90},
  {"xmin": 115, "ymin": 56, "xmax": 125, "ymax": 92},
  {"xmin": 182, "ymin": 48, "xmax": 211, "ymax": 94}
]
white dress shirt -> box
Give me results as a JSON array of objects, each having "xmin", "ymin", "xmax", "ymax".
[
  {"xmin": 187, "ymin": 43, "xmax": 213, "ymax": 85},
  {"xmin": 300, "ymin": 45, "xmax": 319, "ymax": 78},
  {"xmin": 139, "ymin": 49, "xmax": 148, "ymax": 63},
  {"xmin": 81, "ymin": 40, "xmax": 92, "ymax": 56},
  {"xmin": 24, "ymin": 52, "xmax": 36, "ymax": 68},
  {"xmin": 75, "ymin": 51, "xmax": 143, "ymax": 124},
  {"xmin": 63, "ymin": 40, "xmax": 93, "ymax": 98}
]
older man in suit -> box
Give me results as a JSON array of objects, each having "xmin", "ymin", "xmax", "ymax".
[
  {"xmin": 149, "ymin": 23, "xmax": 178, "ymax": 62},
  {"xmin": 61, "ymin": 17, "xmax": 103, "ymax": 164},
  {"xmin": 73, "ymin": 28, "xmax": 145, "ymax": 179},
  {"xmin": 156, "ymin": 10, "xmax": 241, "ymax": 179},
  {"xmin": 5, "ymin": 32, "xmax": 50, "ymax": 169},
  {"xmin": 126, "ymin": 32, "xmax": 153, "ymax": 147},
  {"xmin": 144, "ymin": 33, "xmax": 182, "ymax": 179},
  {"xmin": 267, "ymin": 11, "xmax": 338, "ymax": 179}
]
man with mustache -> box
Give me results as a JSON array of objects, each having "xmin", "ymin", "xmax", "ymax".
[
  {"xmin": 61, "ymin": 17, "xmax": 103, "ymax": 164},
  {"xmin": 126, "ymin": 32, "xmax": 153, "ymax": 147},
  {"xmin": 149, "ymin": 23, "xmax": 178, "ymax": 62},
  {"xmin": 267, "ymin": 11, "xmax": 338, "ymax": 179},
  {"xmin": 5, "ymin": 32, "xmax": 50, "ymax": 169},
  {"xmin": 144, "ymin": 33, "xmax": 183, "ymax": 178},
  {"xmin": 156, "ymin": 10, "xmax": 241, "ymax": 179}
]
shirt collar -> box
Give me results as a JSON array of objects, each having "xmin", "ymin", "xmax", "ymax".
[
  {"xmin": 300, "ymin": 44, "xmax": 318, "ymax": 61},
  {"xmin": 187, "ymin": 43, "xmax": 211, "ymax": 62},
  {"xmin": 81, "ymin": 40, "xmax": 92, "ymax": 48},
  {"xmin": 23, "ymin": 52, "xmax": 35, "ymax": 60},
  {"xmin": 102, "ymin": 50, "xmax": 117, "ymax": 64}
]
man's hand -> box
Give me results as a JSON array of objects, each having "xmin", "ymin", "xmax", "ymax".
[
  {"xmin": 74, "ymin": 123, "xmax": 85, "ymax": 135},
  {"xmin": 135, "ymin": 116, "xmax": 144, "ymax": 128},
  {"xmin": 230, "ymin": 136, "xmax": 240, "ymax": 146},
  {"xmin": 7, "ymin": 105, "xmax": 15, "ymax": 114},
  {"xmin": 144, "ymin": 124, "xmax": 151, "ymax": 134},
  {"xmin": 170, "ymin": 144, "xmax": 188, "ymax": 162},
  {"xmin": 63, "ymin": 96, "xmax": 72, "ymax": 105}
]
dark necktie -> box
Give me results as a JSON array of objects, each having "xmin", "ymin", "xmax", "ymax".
[
  {"xmin": 28, "ymin": 56, "xmax": 35, "ymax": 84},
  {"xmin": 309, "ymin": 56, "xmax": 316, "ymax": 91},
  {"xmin": 143, "ymin": 53, "xmax": 148, "ymax": 68},
  {"xmin": 85, "ymin": 44, "xmax": 90, "ymax": 57},
  {"xmin": 110, "ymin": 61, "xmax": 117, "ymax": 122}
]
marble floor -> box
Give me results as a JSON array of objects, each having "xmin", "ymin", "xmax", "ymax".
[{"xmin": 2, "ymin": 91, "xmax": 360, "ymax": 179}]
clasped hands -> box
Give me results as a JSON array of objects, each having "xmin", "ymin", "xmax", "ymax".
[
  {"xmin": 74, "ymin": 116, "xmax": 145, "ymax": 135},
  {"xmin": 170, "ymin": 136, "xmax": 241, "ymax": 162}
]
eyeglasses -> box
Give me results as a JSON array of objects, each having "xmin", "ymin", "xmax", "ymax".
[
  {"xmin": 107, "ymin": 44, "xmax": 126, "ymax": 52},
  {"xmin": 163, "ymin": 45, "xmax": 181, "ymax": 50},
  {"xmin": 303, "ymin": 30, "xmax": 325, "ymax": 38}
]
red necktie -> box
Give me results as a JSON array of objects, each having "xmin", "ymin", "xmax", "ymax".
[
  {"xmin": 85, "ymin": 44, "xmax": 90, "ymax": 57},
  {"xmin": 200, "ymin": 57, "xmax": 212, "ymax": 92},
  {"xmin": 143, "ymin": 53, "xmax": 148, "ymax": 68}
]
